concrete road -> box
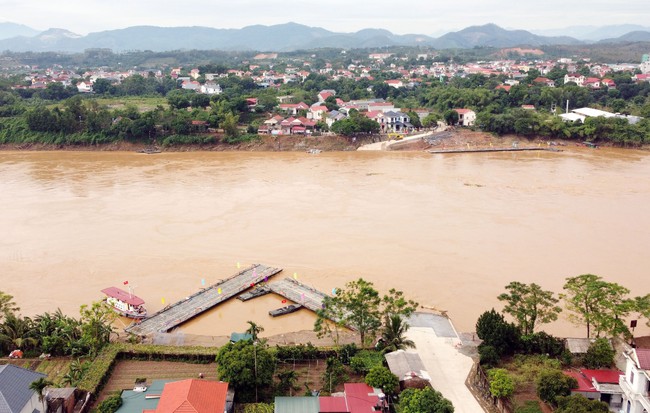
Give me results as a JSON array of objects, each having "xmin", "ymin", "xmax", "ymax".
[{"xmin": 406, "ymin": 327, "xmax": 485, "ymax": 413}]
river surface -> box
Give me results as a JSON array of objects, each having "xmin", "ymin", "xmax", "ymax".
[{"xmin": 1, "ymin": 148, "xmax": 649, "ymax": 338}]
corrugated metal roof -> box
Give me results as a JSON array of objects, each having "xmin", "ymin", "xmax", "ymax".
[
  {"xmin": 155, "ymin": 379, "xmax": 228, "ymax": 413},
  {"xmin": 582, "ymin": 369, "xmax": 622, "ymax": 384},
  {"xmin": 636, "ymin": 348, "xmax": 650, "ymax": 370},
  {"xmin": 274, "ymin": 397, "xmax": 319, "ymax": 413},
  {"xmin": 384, "ymin": 350, "xmax": 426, "ymax": 380},
  {"xmin": 0, "ymin": 364, "xmax": 47, "ymax": 413},
  {"xmin": 319, "ymin": 396, "xmax": 348, "ymax": 412}
]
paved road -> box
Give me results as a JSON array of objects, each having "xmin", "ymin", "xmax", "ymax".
[{"xmin": 406, "ymin": 324, "xmax": 485, "ymax": 412}]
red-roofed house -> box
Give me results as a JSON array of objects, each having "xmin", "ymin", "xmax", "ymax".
[
  {"xmin": 145, "ymin": 379, "xmax": 229, "ymax": 413},
  {"xmin": 495, "ymin": 84, "xmax": 511, "ymax": 92},
  {"xmin": 532, "ymin": 77, "xmax": 555, "ymax": 87},
  {"xmin": 601, "ymin": 78, "xmax": 616, "ymax": 89},
  {"xmin": 309, "ymin": 105, "xmax": 329, "ymax": 121},
  {"xmin": 564, "ymin": 369, "xmax": 623, "ymax": 410},
  {"xmin": 385, "ymin": 79, "xmax": 403, "ymax": 88},
  {"xmin": 621, "ymin": 348, "xmax": 650, "ymax": 413},
  {"xmin": 453, "ymin": 109, "xmax": 476, "ymax": 127},
  {"xmin": 633, "ymin": 74, "xmax": 650, "ymax": 83},
  {"xmin": 317, "ymin": 90, "xmax": 335, "ymax": 103}
]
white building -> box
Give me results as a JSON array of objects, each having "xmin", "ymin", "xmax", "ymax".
[{"xmin": 620, "ymin": 348, "xmax": 650, "ymax": 413}]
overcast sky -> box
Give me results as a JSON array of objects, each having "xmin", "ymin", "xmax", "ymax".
[{"xmin": 3, "ymin": 0, "xmax": 650, "ymax": 36}]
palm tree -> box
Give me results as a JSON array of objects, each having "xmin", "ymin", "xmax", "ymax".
[
  {"xmin": 379, "ymin": 314, "xmax": 416, "ymax": 353},
  {"xmin": 0, "ymin": 313, "xmax": 37, "ymax": 351},
  {"xmin": 0, "ymin": 291, "xmax": 19, "ymax": 322},
  {"xmin": 277, "ymin": 370, "xmax": 298, "ymax": 396},
  {"xmin": 29, "ymin": 377, "xmax": 53, "ymax": 413},
  {"xmin": 245, "ymin": 321, "xmax": 264, "ymax": 342}
]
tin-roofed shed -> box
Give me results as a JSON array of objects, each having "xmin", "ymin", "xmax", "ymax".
[{"xmin": 274, "ymin": 396, "xmax": 319, "ymax": 413}]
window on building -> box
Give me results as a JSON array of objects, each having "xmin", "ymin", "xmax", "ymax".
[{"xmin": 630, "ymin": 371, "xmax": 635, "ymax": 385}]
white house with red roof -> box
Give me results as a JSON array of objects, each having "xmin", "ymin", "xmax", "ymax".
[
  {"xmin": 317, "ymin": 90, "xmax": 336, "ymax": 103},
  {"xmin": 564, "ymin": 73, "xmax": 586, "ymax": 86},
  {"xmin": 278, "ymin": 102, "xmax": 309, "ymax": 116},
  {"xmin": 620, "ymin": 348, "xmax": 650, "ymax": 413},
  {"xmin": 453, "ymin": 109, "xmax": 476, "ymax": 127},
  {"xmin": 633, "ymin": 74, "xmax": 650, "ymax": 83},
  {"xmin": 564, "ymin": 369, "xmax": 623, "ymax": 410},
  {"xmin": 76, "ymin": 81, "xmax": 93, "ymax": 93},
  {"xmin": 385, "ymin": 79, "xmax": 404, "ymax": 88},
  {"xmin": 309, "ymin": 105, "xmax": 329, "ymax": 121}
]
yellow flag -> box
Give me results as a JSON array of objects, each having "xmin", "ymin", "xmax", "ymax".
[
  {"xmin": 293, "ymin": 272, "xmax": 298, "ymax": 280},
  {"xmin": 237, "ymin": 262, "xmax": 241, "ymax": 269},
  {"xmin": 161, "ymin": 298, "xmax": 165, "ymax": 304},
  {"xmin": 218, "ymin": 288, "xmax": 222, "ymax": 294}
]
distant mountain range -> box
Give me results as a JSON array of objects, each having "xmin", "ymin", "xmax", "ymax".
[{"xmin": 0, "ymin": 21, "xmax": 648, "ymax": 53}]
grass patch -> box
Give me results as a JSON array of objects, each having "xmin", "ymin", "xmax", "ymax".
[{"xmin": 92, "ymin": 96, "xmax": 169, "ymax": 112}]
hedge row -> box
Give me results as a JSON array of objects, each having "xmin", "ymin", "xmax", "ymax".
[{"xmin": 76, "ymin": 343, "xmax": 218, "ymax": 396}]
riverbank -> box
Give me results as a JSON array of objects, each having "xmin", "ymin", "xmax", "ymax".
[{"xmin": 1, "ymin": 129, "xmax": 646, "ymax": 153}]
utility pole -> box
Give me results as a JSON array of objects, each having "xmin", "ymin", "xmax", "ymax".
[{"xmin": 254, "ymin": 341, "xmax": 258, "ymax": 402}]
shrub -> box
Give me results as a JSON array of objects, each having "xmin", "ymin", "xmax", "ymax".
[
  {"xmin": 478, "ymin": 344, "xmax": 500, "ymax": 368},
  {"xmin": 349, "ymin": 350, "xmax": 384, "ymax": 374},
  {"xmin": 520, "ymin": 332, "xmax": 564, "ymax": 357},
  {"xmin": 364, "ymin": 366, "xmax": 399, "ymax": 395},
  {"xmin": 476, "ymin": 309, "xmax": 521, "ymax": 356},
  {"xmin": 338, "ymin": 343, "xmax": 359, "ymax": 364},
  {"xmin": 555, "ymin": 394, "xmax": 609, "ymax": 412},
  {"xmin": 582, "ymin": 338, "xmax": 614, "ymax": 369},
  {"xmin": 96, "ymin": 393, "xmax": 122, "ymax": 413},
  {"xmin": 487, "ymin": 368, "xmax": 515, "ymax": 399},
  {"xmin": 536, "ymin": 369, "xmax": 577, "ymax": 406}
]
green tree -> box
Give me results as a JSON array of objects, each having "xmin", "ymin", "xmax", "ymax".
[
  {"xmin": 536, "ymin": 369, "xmax": 577, "ymax": 406},
  {"xmin": 222, "ymin": 112, "xmax": 240, "ymax": 142},
  {"xmin": 246, "ymin": 321, "xmax": 264, "ymax": 342},
  {"xmin": 498, "ymin": 282, "xmax": 562, "ymax": 335},
  {"xmin": 276, "ymin": 370, "xmax": 298, "ymax": 396},
  {"xmin": 216, "ymin": 340, "xmax": 275, "ymax": 401},
  {"xmin": 79, "ymin": 301, "xmax": 115, "ymax": 357},
  {"xmin": 422, "ymin": 112, "xmax": 440, "ymax": 128},
  {"xmin": 561, "ymin": 274, "xmax": 634, "ymax": 338},
  {"xmin": 364, "ymin": 366, "xmax": 399, "ymax": 396},
  {"xmin": 406, "ymin": 111, "xmax": 422, "ymax": 128},
  {"xmin": 378, "ymin": 314, "xmax": 415, "ymax": 353},
  {"xmin": 322, "ymin": 356, "xmax": 348, "ymax": 393},
  {"xmin": 0, "ymin": 312, "xmax": 37, "ymax": 351},
  {"xmin": 318, "ymin": 278, "xmax": 381, "ymax": 347},
  {"xmin": 314, "ymin": 295, "xmax": 348, "ymax": 349},
  {"xmin": 582, "ymin": 338, "xmax": 614, "ymax": 369},
  {"xmin": 554, "ymin": 394, "xmax": 608, "ymax": 412},
  {"xmin": 29, "ymin": 377, "xmax": 53, "ymax": 413},
  {"xmin": 443, "ymin": 110, "xmax": 459, "ymax": 126},
  {"xmin": 488, "ymin": 368, "xmax": 515, "ymax": 399},
  {"xmin": 398, "ymin": 387, "xmax": 455, "ymax": 413},
  {"xmin": 0, "ymin": 291, "xmax": 19, "ymax": 321},
  {"xmin": 475, "ymin": 309, "xmax": 521, "ymax": 356},
  {"xmin": 166, "ymin": 89, "xmax": 194, "ymax": 109}
]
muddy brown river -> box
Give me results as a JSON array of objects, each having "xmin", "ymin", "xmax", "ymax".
[{"xmin": 1, "ymin": 148, "xmax": 649, "ymax": 338}]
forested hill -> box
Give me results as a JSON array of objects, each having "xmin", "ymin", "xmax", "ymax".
[{"xmin": 0, "ymin": 22, "xmax": 598, "ymax": 53}]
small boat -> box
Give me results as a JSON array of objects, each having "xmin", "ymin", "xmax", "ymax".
[
  {"xmin": 237, "ymin": 285, "xmax": 271, "ymax": 301},
  {"xmin": 306, "ymin": 149, "xmax": 322, "ymax": 154},
  {"xmin": 101, "ymin": 287, "xmax": 147, "ymax": 319},
  {"xmin": 268, "ymin": 304, "xmax": 302, "ymax": 317}
]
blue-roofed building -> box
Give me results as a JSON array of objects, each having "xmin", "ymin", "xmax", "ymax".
[{"xmin": 0, "ymin": 364, "xmax": 48, "ymax": 413}]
